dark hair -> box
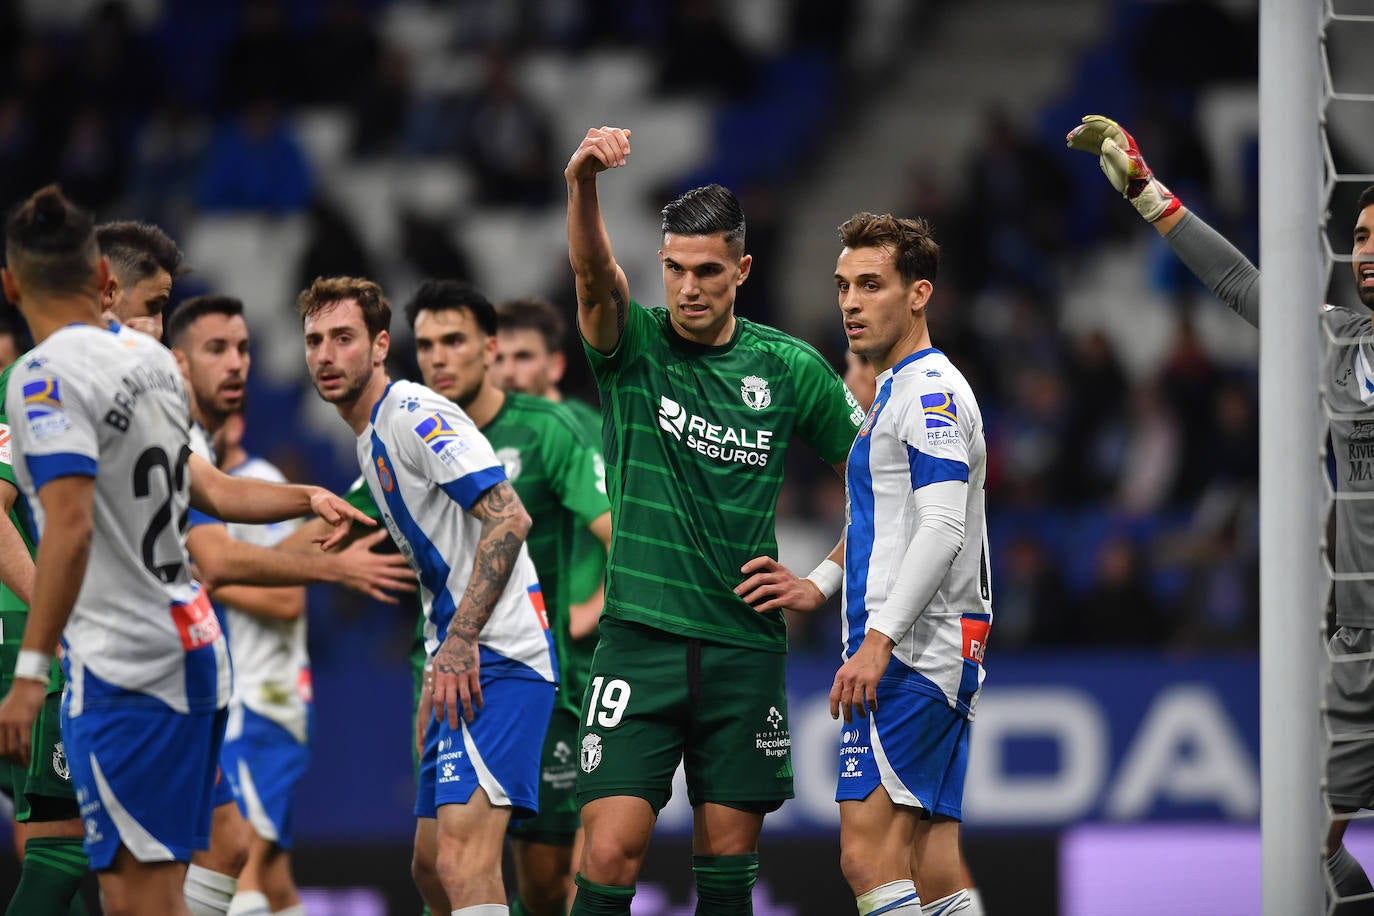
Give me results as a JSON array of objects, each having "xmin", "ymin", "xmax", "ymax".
[
  {"xmin": 661, "ymin": 184, "xmax": 746, "ymax": 256},
  {"xmin": 96, "ymin": 221, "xmax": 187, "ymax": 288},
  {"xmin": 404, "ymin": 279, "xmax": 497, "ymax": 337},
  {"xmin": 166, "ymin": 294, "xmax": 245, "ymax": 348},
  {"xmin": 4, "ymin": 184, "xmax": 100, "ymax": 296},
  {"xmin": 1359, "ymin": 185, "xmax": 1374, "ymax": 215},
  {"xmin": 297, "ymin": 275, "xmax": 391, "ymax": 339},
  {"xmin": 496, "ymin": 296, "xmax": 565, "ymax": 354},
  {"xmin": 837, "ymin": 212, "xmax": 940, "ymax": 286}
]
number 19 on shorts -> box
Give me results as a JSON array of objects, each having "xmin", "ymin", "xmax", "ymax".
[{"xmin": 585, "ymin": 676, "xmax": 631, "ymax": 728}]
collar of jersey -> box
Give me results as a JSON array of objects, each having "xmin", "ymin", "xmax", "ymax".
[
  {"xmin": 666, "ymin": 312, "xmax": 742, "ymax": 355},
  {"xmin": 370, "ymin": 378, "xmax": 399, "ymax": 425},
  {"xmin": 880, "ymin": 346, "xmax": 942, "ymax": 382}
]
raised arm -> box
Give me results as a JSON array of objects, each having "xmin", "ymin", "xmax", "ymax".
[
  {"xmin": 565, "ymin": 126, "xmax": 634, "ymax": 354},
  {"xmin": 431, "ymin": 480, "xmax": 532, "ymax": 727},
  {"xmin": 1066, "ymin": 114, "xmax": 1260, "ymax": 327}
]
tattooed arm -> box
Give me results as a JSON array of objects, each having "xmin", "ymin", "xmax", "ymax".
[
  {"xmin": 431, "ymin": 480, "xmax": 532, "ymax": 726},
  {"xmin": 565, "ymin": 125, "xmax": 633, "ymax": 354}
]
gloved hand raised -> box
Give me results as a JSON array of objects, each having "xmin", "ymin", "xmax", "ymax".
[{"xmin": 1067, "ymin": 114, "xmax": 1182, "ymax": 223}]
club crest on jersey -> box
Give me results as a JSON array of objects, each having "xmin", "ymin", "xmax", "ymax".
[
  {"xmin": 52, "ymin": 742, "xmax": 69, "ymax": 780},
  {"xmin": 581, "ymin": 733, "xmax": 603, "ymax": 773},
  {"xmin": 22, "ymin": 377, "xmax": 71, "ymax": 440},
  {"xmin": 740, "ymin": 375, "xmax": 771, "ymax": 410},
  {"xmin": 920, "ymin": 392, "xmax": 957, "ymax": 429},
  {"xmin": 376, "ymin": 455, "xmax": 394, "ymax": 492},
  {"xmin": 496, "ymin": 446, "xmax": 522, "ymax": 481},
  {"xmin": 414, "ymin": 413, "xmax": 470, "ymax": 466},
  {"xmin": 859, "ymin": 400, "xmax": 882, "ymax": 438}
]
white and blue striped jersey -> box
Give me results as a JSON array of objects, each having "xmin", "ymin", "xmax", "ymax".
[
  {"xmin": 6, "ymin": 323, "xmax": 231, "ymax": 713},
  {"xmin": 223, "ymin": 456, "xmax": 310, "ymax": 744},
  {"xmin": 357, "ymin": 380, "xmax": 555, "ymax": 683},
  {"xmin": 842, "ymin": 348, "xmax": 991, "ymax": 718}
]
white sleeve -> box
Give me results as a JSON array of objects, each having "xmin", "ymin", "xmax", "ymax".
[{"xmin": 866, "ymin": 478, "xmax": 966, "ymax": 643}]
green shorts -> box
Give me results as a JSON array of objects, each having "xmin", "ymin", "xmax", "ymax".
[
  {"xmin": 0, "ymin": 685, "xmax": 78, "ymax": 822},
  {"xmin": 507, "ymin": 706, "xmax": 581, "ymax": 845},
  {"xmin": 574, "ymin": 618, "xmax": 794, "ymax": 814}
]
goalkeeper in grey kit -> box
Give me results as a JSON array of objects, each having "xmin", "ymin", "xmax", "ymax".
[{"xmin": 1067, "ymin": 113, "xmax": 1374, "ymax": 909}]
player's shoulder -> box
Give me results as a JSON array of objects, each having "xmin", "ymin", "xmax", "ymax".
[
  {"xmin": 1322, "ymin": 302, "xmax": 1372, "ymax": 336},
  {"xmin": 378, "ymin": 380, "xmax": 456, "ymax": 429},
  {"xmin": 738, "ymin": 318, "xmax": 835, "ymax": 372},
  {"xmin": 506, "ymin": 392, "xmax": 581, "ymax": 432}
]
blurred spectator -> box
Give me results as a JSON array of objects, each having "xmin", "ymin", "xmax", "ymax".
[
  {"xmin": 125, "ymin": 95, "xmax": 210, "ymax": 234},
  {"xmin": 0, "ymin": 93, "xmax": 39, "ymax": 211},
  {"xmin": 351, "ymin": 47, "xmax": 412, "ymax": 158},
  {"xmin": 461, "ymin": 50, "xmax": 557, "ymax": 208},
  {"xmin": 957, "ymin": 107, "xmax": 1072, "ymax": 294},
  {"xmin": 301, "ymin": 0, "xmax": 381, "ymax": 107},
  {"xmin": 655, "ymin": 0, "xmax": 757, "ymax": 99},
  {"xmin": 296, "ymin": 197, "xmax": 374, "ymax": 296},
  {"xmin": 197, "ymin": 99, "xmax": 314, "ymax": 213},
  {"xmin": 216, "ymin": 0, "xmax": 304, "ymax": 112},
  {"xmin": 71, "ymin": 1, "xmax": 158, "ymax": 119},
  {"xmin": 56, "ymin": 105, "xmax": 126, "ymax": 212},
  {"xmin": 1114, "ymin": 382, "xmax": 1182, "ymax": 515},
  {"xmin": 1073, "ymin": 536, "xmax": 1169, "ymax": 646},
  {"xmin": 998, "ymin": 534, "xmax": 1072, "ymax": 648},
  {"xmin": 1158, "ymin": 309, "xmax": 1221, "ymax": 503},
  {"xmin": 399, "ymin": 209, "xmax": 474, "ymax": 281},
  {"xmin": 1063, "ymin": 330, "xmax": 1132, "ymax": 505}
]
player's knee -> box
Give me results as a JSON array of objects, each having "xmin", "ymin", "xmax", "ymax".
[
  {"xmin": 839, "ymin": 841, "xmax": 885, "ymax": 894},
  {"xmin": 579, "ymin": 833, "xmax": 647, "ymax": 887}
]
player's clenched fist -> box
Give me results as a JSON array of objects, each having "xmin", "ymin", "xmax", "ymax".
[{"xmin": 565, "ymin": 126, "xmax": 632, "ymax": 183}]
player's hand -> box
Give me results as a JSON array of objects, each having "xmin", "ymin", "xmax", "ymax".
[
  {"xmin": 330, "ymin": 529, "xmax": 415, "ymax": 603},
  {"xmin": 415, "ymin": 672, "xmax": 433, "ymax": 761},
  {"xmin": 829, "ymin": 631, "xmax": 894, "ymax": 723},
  {"xmin": 433, "ymin": 632, "xmax": 483, "ymax": 727},
  {"xmin": 103, "ymin": 308, "xmax": 161, "ymax": 339},
  {"xmin": 735, "ymin": 556, "xmax": 827, "ymax": 613},
  {"xmin": 565, "ymin": 126, "xmax": 632, "ymax": 184},
  {"xmin": 0, "ymin": 678, "xmax": 45, "ymax": 765},
  {"xmin": 1066, "ymin": 114, "xmax": 1181, "ymax": 223},
  {"xmin": 308, "ymin": 488, "xmax": 378, "ymax": 550}
]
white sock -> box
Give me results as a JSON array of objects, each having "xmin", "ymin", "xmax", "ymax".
[
  {"xmin": 452, "ymin": 907, "xmax": 508, "ymax": 915},
  {"xmin": 923, "ymin": 889, "xmax": 972, "ymax": 915},
  {"xmin": 226, "ymin": 891, "xmax": 271, "ymax": 916},
  {"xmin": 185, "ymin": 864, "xmax": 239, "ymax": 915},
  {"xmin": 856, "ymin": 879, "xmax": 922, "ymax": 915},
  {"xmin": 965, "ymin": 889, "xmax": 985, "ymax": 916},
  {"xmin": 273, "ymin": 906, "xmax": 306, "ymax": 916}
]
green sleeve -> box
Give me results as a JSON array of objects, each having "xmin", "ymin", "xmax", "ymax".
[
  {"xmin": 544, "ymin": 408, "xmax": 610, "ymax": 528},
  {"xmin": 581, "ymin": 299, "xmax": 651, "ymax": 384},
  {"xmin": 793, "ymin": 347, "xmax": 865, "ymax": 465}
]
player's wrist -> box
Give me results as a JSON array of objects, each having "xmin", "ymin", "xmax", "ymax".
[
  {"xmin": 13, "ymin": 648, "xmax": 52, "ymax": 684},
  {"xmin": 804, "ymin": 558, "xmax": 843, "ymax": 602}
]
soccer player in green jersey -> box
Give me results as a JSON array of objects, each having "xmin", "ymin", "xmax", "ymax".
[
  {"xmin": 405, "ymin": 280, "xmax": 611, "ymax": 916},
  {"xmin": 563, "ymin": 126, "xmax": 864, "ymax": 915},
  {"xmin": 0, "ymin": 355, "xmax": 90, "ymax": 914}
]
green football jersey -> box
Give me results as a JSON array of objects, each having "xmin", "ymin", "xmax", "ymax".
[
  {"xmin": 585, "ymin": 304, "xmax": 863, "ymax": 652},
  {"xmin": 485, "ymin": 392, "xmax": 609, "ymax": 713},
  {"xmin": 561, "ymin": 396, "xmax": 608, "ymax": 606},
  {"xmin": 0, "ymin": 359, "xmax": 62, "ymax": 692}
]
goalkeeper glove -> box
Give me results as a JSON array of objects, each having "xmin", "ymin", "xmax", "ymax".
[{"xmin": 1066, "ymin": 114, "xmax": 1182, "ymax": 223}]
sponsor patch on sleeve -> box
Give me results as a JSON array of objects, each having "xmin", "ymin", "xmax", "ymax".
[
  {"xmin": 22, "ymin": 377, "xmax": 71, "ymax": 440},
  {"xmin": 0, "ymin": 423, "xmax": 12, "ymax": 465},
  {"xmin": 414, "ymin": 412, "xmax": 470, "ymax": 467},
  {"xmin": 919, "ymin": 390, "xmax": 962, "ymax": 446}
]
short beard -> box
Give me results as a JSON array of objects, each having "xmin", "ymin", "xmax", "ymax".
[{"xmin": 314, "ymin": 368, "xmax": 371, "ymax": 407}]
